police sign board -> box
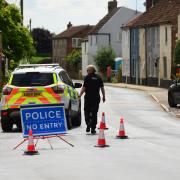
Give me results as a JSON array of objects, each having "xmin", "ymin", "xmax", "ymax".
[{"xmin": 20, "ymin": 104, "xmax": 67, "ymax": 137}]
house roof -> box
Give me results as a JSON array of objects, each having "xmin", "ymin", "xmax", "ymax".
[
  {"xmin": 89, "ymin": 7, "xmax": 121, "ymax": 34},
  {"xmin": 130, "ymin": 0, "xmax": 180, "ymax": 27},
  {"xmin": 55, "ymin": 25, "xmax": 94, "ymax": 39},
  {"xmin": 122, "ymin": 14, "xmax": 143, "ymax": 29}
]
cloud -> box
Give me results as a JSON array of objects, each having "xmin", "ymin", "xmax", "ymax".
[
  {"xmin": 7, "ymin": 0, "xmax": 146, "ymax": 33},
  {"xmin": 35, "ymin": 0, "xmax": 107, "ymax": 12}
]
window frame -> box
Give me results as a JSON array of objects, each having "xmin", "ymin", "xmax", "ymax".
[
  {"xmin": 72, "ymin": 38, "xmax": 82, "ymax": 48},
  {"xmin": 59, "ymin": 71, "xmax": 74, "ymax": 87}
]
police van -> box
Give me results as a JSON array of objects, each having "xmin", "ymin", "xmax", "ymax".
[{"xmin": 0, "ymin": 64, "xmax": 82, "ymax": 132}]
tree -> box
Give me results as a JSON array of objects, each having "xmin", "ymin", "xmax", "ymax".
[
  {"xmin": 66, "ymin": 49, "xmax": 81, "ymax": 68},
  {"xmin": 94, "ymin": 46, "xmax": 115, "ymax": 73},
  {"xmin": 0, "ymin": 0, "xmax": 35, "ymax": 62},
  {"xmin": 174, "ymin": 40, "xmax": 180, "ymax": 64},
  {"xmin": 31, "ymin": 28, "xmax": 52, "ymax": 56}
]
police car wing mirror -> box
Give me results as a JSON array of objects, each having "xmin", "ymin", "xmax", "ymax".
[{"xmin": 74, "ymin": 83, "xmax": 82, "ymax": 89}]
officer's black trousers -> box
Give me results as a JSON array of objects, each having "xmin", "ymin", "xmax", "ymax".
[{"xmin": 84, "ymin": 99, "xmax": 99, "ymax": 129}]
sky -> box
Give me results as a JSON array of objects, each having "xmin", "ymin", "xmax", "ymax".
[{"xmin": 6, "ymin": 0, "xmax": 146, "ymax": 34}]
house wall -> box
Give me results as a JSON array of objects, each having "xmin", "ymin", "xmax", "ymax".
[
  {"xmin": 178, "ymin": 14, "xmax": 180, "ymax": 39},
  {"xmin": 82, "ymin": 41, "xmax": 89, "ymax": 76},
  {"xmin": 53, "ymin": 26, "xmax": 93, "ymax": 68},
  {"xmin": 130, "ymin": 28, "xmax": 139, "ymax": 84},
  {"xmin": 99, "ymin": 7, "xmax": 139, "ymax": 57},
  {"xmin": 145, "ymin": 26, "xmax": 160, "ymax": 86},
  {"xmin": 160, "ymin": 24, "xmax": 172, "ymax": 81},
  {"xmin": 52, "ymin": 38, "xmax": 67, "ymax": 66},
  {"xmin": 82, "ymin": 34, "xmax": 110, "ymax": 75},
  {"xmin": 87, "ymin": 35, "xmax": 99, "ymax": 65},
  {"xmin": 122, "ymin": 29, "xmax": 130, "ymax": 83},
  {"xmin": 139, "ymin": 28, "xmax": 146, "ymax": 84}
]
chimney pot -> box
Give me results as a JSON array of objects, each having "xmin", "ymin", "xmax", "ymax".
[{"xmin": 67, "ymin": 22, "xmax": 72, "ymax": 29}]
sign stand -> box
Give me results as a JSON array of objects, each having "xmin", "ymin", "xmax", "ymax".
[
  {"xmin": 13, "ymin": 134, "xmax": 74, "ymax": 150},
  {"xmin": 13, "ymin": 104, "xmax": 74, "ymax": 151}
]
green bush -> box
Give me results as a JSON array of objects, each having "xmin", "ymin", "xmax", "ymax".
[
  {"xmin": 111, "ymin": 76, "xmax": 118, "ymax": 83},
  {"xmin": 66, "ymin": 50, "xmax": 81, "ymax": 68},
  {"xmin": 94, "ymin": 46, "xmax": 115, "ymax": 74}
]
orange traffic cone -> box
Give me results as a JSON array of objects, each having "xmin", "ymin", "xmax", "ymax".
[
  {"xmin": 24, "ymin": 129, "xmax": 39, "ymax": 155},
  {"xmin": 95, "ymin": 124, "xmax": 109, "ymax": 147},
  {"xmin": 116, "ymin": 117, "xmax": 128, "ymax": 139},
  {"xmin": 98, "ymin": 112, "xmax": 108, "ymax": 130}
]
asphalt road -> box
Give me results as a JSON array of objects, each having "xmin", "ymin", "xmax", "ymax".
[{"xmin": 1, "ymin": 86, "xmax": 180, "ymax": 180}]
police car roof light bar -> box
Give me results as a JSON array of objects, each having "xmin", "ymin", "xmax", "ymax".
[{"xmin": 18, "ymin": 64, "xmax": 60, "ymax": 69}]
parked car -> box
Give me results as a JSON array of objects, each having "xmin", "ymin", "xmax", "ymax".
[
  {"xmin": 0, "ymin": 64, "xmax": 82, "ymax": 132},
  {"xmin": 168, "ymin": 79, "xmax": 180, "ymax": 107}
]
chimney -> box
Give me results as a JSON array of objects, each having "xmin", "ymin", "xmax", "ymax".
[
  {"xmin": 67, "ymin": 22, "xmax": 72, "ymax": 29},
  {"xmin": 108, "ymin": 0, "xmax": 117, "ymax": 13},
  {"xmin": 145, "ymin": 0, "xmax": 158, "ymax": 11}
]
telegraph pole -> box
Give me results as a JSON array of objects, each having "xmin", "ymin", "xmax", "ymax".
[
  {"xmin": 0, "ymin": 31, "xmax": 3, "ymax": 84},
  {"xmin": 20, "ymin": 0, "xmax": 23, "ymax": 24}
]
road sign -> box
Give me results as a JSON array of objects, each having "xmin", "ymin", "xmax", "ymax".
[{"xmin": 20, "ymin": 104, "xmax": 67, "ymax": 138}]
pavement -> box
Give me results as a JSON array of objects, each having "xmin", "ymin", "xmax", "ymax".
[{"xmin": 105, "ymin": 83, "xmax": 180, "ymax": 118}]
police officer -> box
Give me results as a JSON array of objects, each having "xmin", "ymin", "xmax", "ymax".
[{"xmin": 79, "ymin": 65, "xmax": 105, "ymax": 134}]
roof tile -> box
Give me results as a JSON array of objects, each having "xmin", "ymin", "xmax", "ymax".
[
  {"xmin": 56, "ymin": 25, "xmax": 94, "ymax": 38},
  {"xmin": 130, "ymin": 0, "xmax": 180, "ymax": 27}
]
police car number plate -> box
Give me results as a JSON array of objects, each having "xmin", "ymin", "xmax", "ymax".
[{"xmin": 24, "ymin": 91, "xmax": 41, "ymax": 97}]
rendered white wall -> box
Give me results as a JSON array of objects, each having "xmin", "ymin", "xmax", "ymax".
[
  {"xmin": 122, "ymin": 29, "xmax": 130, "ymax": 77},
  {"xmin": 160, "ymin": 24, "xmax": 172, "ymax": 80}
]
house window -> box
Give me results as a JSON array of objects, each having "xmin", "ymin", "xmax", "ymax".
[
  {"xmin": 90, "ymin": 36, "xmax": 92, "ymax": 46},
  {"xmin": 72, "ymin": 38, "xmax": 82, "ymax": 48},
  {"xmin": 118, "ymin": 30, "xmax": 122, "ymax": 42},
  {"xmin": 165, "ymin": 27, "xmax": 168, "ymax": 45},
  {"xmin": 133, "ymin": 30, "xmax": 136, "ymax": 45},
  {"xmin": 132, "ymin": 59, "xmax": 136, "ymax": 77},
  {"xmin": 84, "ymin": 42, "xmax": 86, "ymax": 53},
  {"xmin": 95, "ymin": 36, "xmax": 97, "ymax": 44},
  {"xmin": 163, "ymin": 56, "xmax": 167, "ymax": 79},
  {"xmin": 147, "ymin": 56, "xmax": 151, "ymax": 76},
  {"xmin": 151, "ymin": 58, "xmax": 155, "ymax": 77}
]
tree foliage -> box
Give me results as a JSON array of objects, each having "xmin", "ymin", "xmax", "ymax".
[
  {"xmin": 0, "ymin": 0, "xmax": 35, "ymax": 62},
  {"xmin": 66, "ymin": 49, "xmax": 81, "ymax": 68},
  {"xmin": 31, "ymin": 28, "xmax": 53, "ymax": 55},
  {"xmin": 94, "ymin": 46, "xmax": 115, "ymax": 73},
  {"xmin": 174, "ymin": 40, "xmax": 180, "ymax": 64}
]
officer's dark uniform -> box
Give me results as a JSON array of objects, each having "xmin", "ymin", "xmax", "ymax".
[{"xmin": 83, "ymin": 73, "xmax": 104, "ymax": 131}]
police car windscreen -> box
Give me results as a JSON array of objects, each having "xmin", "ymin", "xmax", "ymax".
[{"xmin": 11, "ymin": 73, "xmax": 54, "ymax": 87}]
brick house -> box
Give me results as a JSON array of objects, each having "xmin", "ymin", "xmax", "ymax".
[
  {"xmin": 122, "ymin": 0, "xmax": 180, "ymax": 88},
  {"xmin": 52, "ymin": 22, "xmax": 93, "ymax": 68}
]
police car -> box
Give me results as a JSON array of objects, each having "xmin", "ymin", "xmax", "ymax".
[{"xmin": 0, "ymin": 64, "xmax": 82, "ymax": 132}]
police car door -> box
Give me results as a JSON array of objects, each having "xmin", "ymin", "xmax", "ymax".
[{"xmin": 59, "ymin": 71, "xmax": 79, "ymax": 112}]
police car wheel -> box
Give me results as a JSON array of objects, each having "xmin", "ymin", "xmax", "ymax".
[
  {"xmin": 66, "ymin": 106, "xmax": 72, "ymax": 130},
  {"xmin": 16, "ymin": 122, "xmax": 22, "ymax": 132},
  {"xmin": 1, "ymin": 117, "xmax": 13, "ymax": 132}
]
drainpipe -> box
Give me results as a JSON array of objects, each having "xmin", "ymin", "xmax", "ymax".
[{"xmin": 145, "ymin": 28, "xmax": 148, "ymax": 85}]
